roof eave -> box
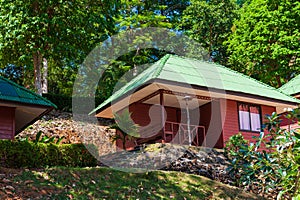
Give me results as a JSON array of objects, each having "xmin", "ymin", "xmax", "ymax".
[
  {"xmin": 94, "ymin": 78, "xmax": 300, "ymax": 118},
  {"xmin": 15, "ymin": 106, "xmax": 54, "ymax": 135}
]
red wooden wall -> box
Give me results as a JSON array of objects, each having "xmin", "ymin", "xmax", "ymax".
[
  {"xmin": 116, "ymin": 103, "xmax": 179, "ymax": 150},
  {"xmin": 129, "ymin": 103, "xmax": 178, "ymax": 127},
  {"xmin": 116, "ymin": 99, "xmax": 276, "ymax": 150},
  {"xmin": 119, "ymin": 102, "xmax": 224, "ymax": 149},
  {"xmin": 280, "ymin": 113, "xmax": 300, "ymax": 130},
  {"xmin": 279, "ymin": 95, "xmax": 300, "ymax": 130},
  {"xmin": 0, "ymin": 106, "xmax": 15, "ymax": 140},
  {"xmin": 197, "ymin": 101, "xmax": 223, "ymax": 148},
  {"xmin": 221, "ymin": 99, "xmax": 276, "ymax": 148}
]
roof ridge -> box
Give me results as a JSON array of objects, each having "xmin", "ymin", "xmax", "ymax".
[
  {"xmin": 152, "ymin": 54, "xmax": 171, "ymax": 78},
  {"xmin": 0, "ymin": 76, "xmax": 57, "ymax": 108}
]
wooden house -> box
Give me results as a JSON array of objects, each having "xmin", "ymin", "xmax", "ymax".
[
  {"xmin": 92, "ymin": 54, "xmax": 300, "ymax": 149},
  {"xmin": 0, "ymin": 77, "xmax": 56, "ymax": 139},
  {"xmin": 279, "ymin": 75, "xmax": 300, "ymax": 130}
]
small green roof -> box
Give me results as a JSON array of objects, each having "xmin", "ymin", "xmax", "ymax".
[
  {"xmin": 279, "ymin": 75, "xmax": 300, "ymax": 96},
  {"xmin": 92, "ymin": 54, "xmax": 300, "ymax": 114},
  {"xmin": 0, "ymin": 76, "xmax": 57, "ymax": 108}
]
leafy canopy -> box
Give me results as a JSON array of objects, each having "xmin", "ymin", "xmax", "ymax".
[
  {"xmin": 0, "ymin": 0, "xmax": 119, "ymax": 93},
  {"xmin": 179, "ymin": 0, "xmax": 238, "ymax": 64},
  {"xmin": 226, "ymin": 0, "xmax": 300, "ymax": 87}
]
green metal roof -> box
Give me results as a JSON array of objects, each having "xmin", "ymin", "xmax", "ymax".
[
  {"xmin": 279, "ymin": 75, "xmax": 300, "ymax": 96},
  {"xmin": 0, "ymin": 76, "xmax": 57, "ymax": 108},
  {"xmin": 92, "ymin": 54, "xmax": 300, "ymax": 114}
]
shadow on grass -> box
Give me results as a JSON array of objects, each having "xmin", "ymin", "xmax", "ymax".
[{"xmin": 1, "ymin": 167, "xmax": 265, "ymax": 199}]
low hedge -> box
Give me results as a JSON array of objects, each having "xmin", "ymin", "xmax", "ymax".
[{"xmin": 0, "ymin": 140, "xmax": 98, "ymax": 168}]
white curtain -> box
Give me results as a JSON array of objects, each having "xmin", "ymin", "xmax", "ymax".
[
  {"xmin": 239, "ymin": 111, "xmax": 250, "ymax": 130},
  {"xmin": 250, "ymin": 113, "xmax": 261, "ymax": 131},
  {"xmin": 250, "ymin": 106, "xmax": 261, "ymax": 132}
]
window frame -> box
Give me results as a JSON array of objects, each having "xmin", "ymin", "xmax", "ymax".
[{"xmin": 237, "ymin": 102, "xmax": 262, "ymax": 133}]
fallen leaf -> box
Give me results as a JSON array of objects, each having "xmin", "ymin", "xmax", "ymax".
[
  {"xmin": 5, "ymin": 185, "xmax": 15, "ymax": 191},
  {"xmin": 24, "ymin": 180, "xmax": 34, "ymax": 185},
  {"xmin": 40, "ymin": 189, "xmax": 47, "ymax": 195},
  {"xmin": 2, "ymin": 178, "xmax": 12, "ymax": 183}
]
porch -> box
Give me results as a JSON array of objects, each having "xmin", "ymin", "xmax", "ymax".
[
  {"xmin": 136, "ymin": 121, "xmax": 206, "ymax": 147},
  {"xmin": 127, "ymin": 88, "xmax": 217, "ymax": 148}
]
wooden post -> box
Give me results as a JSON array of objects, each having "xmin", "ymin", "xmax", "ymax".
[{"xmin": 160, "ymin": 90, "xmax": 165, "ymax": 141}]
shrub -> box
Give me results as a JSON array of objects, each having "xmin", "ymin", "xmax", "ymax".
[
  {"xmin": 0, "ymin": 140, "xmax": 98, "ymax": 168},
  {"xmin": 42, "ymin": 93, "xmax": 105, "ymax": 112},
  {"xmin": 225, "ymin": 110, "xmax": 300, "ymax": 199},
  {"xmin": 108, "ymin": 109, "xmax": 140, "ymax": 150},
  {"xmin": 42, "ymin": 93, "xmax": 72, "ymax": 111}
]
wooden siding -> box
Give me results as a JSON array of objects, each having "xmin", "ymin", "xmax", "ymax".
[
  {"xmin": 115, "ymin": 131, "xmax": 137, "ymax": 150},
  {"xmin": 221, "ymin": 99, "xmax": 239, "ymax": 145},
  {"xmin": 116, "ymin": 103, "xmax": 179, "ymax": 150},
  {"xmin": 198, "ymin": 101, "xmax": 223, "ymax": 148},
  {"xmin": 279, "ymin": 95, "xmax": 300, "ymax": 130},
  {"xmin": 128, "ymin": 102, "xmax": 223, "ymax": 148},
  {"xmin": 116, "ymin": 100, "xmax": 276, "ymax": 150},
  {"xmin": 129, "ymin": 103, "xmax": 178, "ymax": 127},
  {"xmin": 0, "ymin": 106, "xmax": 15, "ymax": 139},
  {"xmin": 199, "ymin": 103, "xmax": 211, "ymax": 130},
  {"xmin": 221, "ymin": 99, "xmax": 276, "ymax": 149},
  {"xmin": 280, "ymin": 112, "xmax": 300, "ymax": 130}
]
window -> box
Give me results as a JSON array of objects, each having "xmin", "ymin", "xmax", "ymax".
[{"xmin": 238, "ymin": 103, "xmax": 261, "ymax": 132}]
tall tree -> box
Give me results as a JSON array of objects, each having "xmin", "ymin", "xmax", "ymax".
[
  {"xmin": 179, "ymin": 0, "xmax": 238, "ymax": 64},
  {"xmin": 226, "ymin": 0, "xmax": 300, "ymax": 87},
  {"xmin": 0, "ymin": 0, "xmax": 118, "ymax": 94},
  {"xmin": 96, "ymin": 0, "xmax": 187, "ymax": 99}
]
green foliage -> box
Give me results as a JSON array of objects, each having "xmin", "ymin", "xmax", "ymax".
[
  {"xmin": 226, "ymin": 0, "xmax": 300, "ymax": 87},
  {"xmin": 96, "ymin": 49, "xmax": 167, "ymax": 99},
  {"xmin": 35, "ymin": 131, "xmax": 50, "ymax": 144},
  {"xmin": 224, "ymin": 132, "xmax": 249, "ymax": 157},
  {"xmin": 0, "ymin": 0, "xmax": 119, "ymax": 93},
  {"xmin": 42, "ymin": 93, "xmax": 104, "ymax": 112},
  {"xmin": 179, "ymin": 0, "xmax": 239, "ymax": 64},
  {"xmin": 117, "ymin": 0, "xmax": 174, "ymax": 29},
  {"xmin": 108, "ymin": 109, "xmax": 140, "ymax": 150},
  {"xmin": 0, "ymin": 0, "xmax": 118, "ymax": 65},
  {"xmin": 42, "ymin": 93, "xmax": 72, "ymax": 111},
  {"xmin": 47, "ymin": 60, "xmax": 78, "ymax": 96},
  {"xmin": 225, "ymin": 111, "xmax": 300, "ymax": 199},
  {"xmin": 0, "ymin": 140, "xmax": 98, "ymax": 168},
  {"xmin": 96, "ymin": 0, "xmax": 178, "ymax": 99},
  {"xmin": 28, "ymin": 130, "xmax": 64, "ymax": 144}
]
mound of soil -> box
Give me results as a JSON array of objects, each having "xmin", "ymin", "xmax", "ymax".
[
  {"xmin": 16, "ymin": 112, "xmax": 234, "ymax": 184},
  {"xmin": 14, "ymin": 110, "xmax": 270, "ymax": 198},
  {"xmin": 16, "ymin": 110, "xmax": 116, "ymax": 155}
]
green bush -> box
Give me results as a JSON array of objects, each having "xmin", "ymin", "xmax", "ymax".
[
  {"xmin": 43, "ymin": 93, "xmax": 105, "ymax": 112},
  {"xmin": 43, "ymin": 93, "xmax": 72, "ymax": 111},
  {"xmin": 0, "ymin": 140, "xmax": 98, "ymax": 168},
  {"xmin": 225, "ymin": 110, "xmax": 300, "ymax": 199}
]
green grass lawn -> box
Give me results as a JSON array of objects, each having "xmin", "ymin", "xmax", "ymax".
[{"xmin": 0, "ymin": 166, "xmax": 264, "ymax": 199}]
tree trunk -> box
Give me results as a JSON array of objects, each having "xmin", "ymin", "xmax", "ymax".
[
  {"xmin": 42, "ymin": 58, "xmax": 48, "ymax": 94},
  {"xmin": 33, "ymin": 51, "xmax": 43, "ymax": 95},
  {"xmin": 133, "ymin": 47, "xmax": 140, "ymax": 76},
  {"xmin": 276, "ymin": 75, "xmax": 282, "ymax": 88}
]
